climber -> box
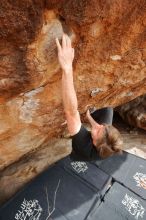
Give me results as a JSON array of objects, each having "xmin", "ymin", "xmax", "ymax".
[{"xmin": 55, "ymin": 34, "xmax": 123, "ymax": 160}]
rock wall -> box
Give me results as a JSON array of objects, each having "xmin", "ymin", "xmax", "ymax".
[
  {"xmin": 0, "ymin": 138, "xmax": 71, "ymax": 205},
  {"xmin": 117, "ymin": 94, "xmax": 146, "ymax": 130},
  {"xmin": 0, "ymin": 0, "xmax": 146, "ymax": 196}
]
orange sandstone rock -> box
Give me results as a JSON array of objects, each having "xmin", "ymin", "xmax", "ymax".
[{"xmin": 0, "ymin": 0, "xmax": 146, "ymax": 174}]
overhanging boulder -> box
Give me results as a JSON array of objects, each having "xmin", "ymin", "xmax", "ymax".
[{"xmin": 0, "ymin": 0, "xmax": 146, "ymax": 176}]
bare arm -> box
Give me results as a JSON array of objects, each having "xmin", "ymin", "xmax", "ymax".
[
  {"xmin": 86, "ymin": 109, "xmax": 97, "ymax": 127},
  {"xmin": 56, "ymin": 34, "xmax": 81, "ymax": 135}
]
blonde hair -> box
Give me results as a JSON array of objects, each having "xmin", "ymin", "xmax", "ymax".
[{"xmin": 96, "ymin": 124, "xmax": 123, "ymax": 159}]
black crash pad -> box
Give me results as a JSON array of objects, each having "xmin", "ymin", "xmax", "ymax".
[
  {"xmin": 1, "ymin": 152, "xmax": 146, "ymax": 220},
  {"xmin": 93, "ymin": 151, "xmax": 146, "ymax": 200},
  {"xmin": 58, "ymin": 156, "xmax": 112, "ymax": 196},
  {"xmin": 0, "ymin": 164, "xmax": 103, "ymax": 220},
  {"xmin": 87, "ymin": 182, "xmax": 146, "ymax": 220}
]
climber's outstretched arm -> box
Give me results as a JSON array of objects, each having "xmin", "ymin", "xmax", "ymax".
[{"xmin": 56, "ymin": 34, "xmax": 81, "ymax": 136}]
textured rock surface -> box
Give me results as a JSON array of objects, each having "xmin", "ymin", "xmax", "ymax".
[
  {"xmin": 117, "ymin": 94, "xmax": 146, "ymax": 130},
  {"xmin": 0, "ymin": 138, "xmax": 71, "ymax": 206},
  {"xmin": 0, "ymin": 0, "xmax": 146, "ymax": 198}
]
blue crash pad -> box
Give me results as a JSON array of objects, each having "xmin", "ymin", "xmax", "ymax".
[
  {"xmin": 0, "ymin": 160, "xmax": 109, "ymax": 220},
  {"xmin": 0, "ymin": 152, "xmax": 146, "ymax": 220},
  {"xmin": 93, "ymin": 151, "xmax": 146, "ymax": 200},
  {"xmin": 87, "ymin": 182, "xmax": 146, "ymax": 220}
]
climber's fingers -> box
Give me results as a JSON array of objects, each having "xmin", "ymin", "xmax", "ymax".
[
  {"xmin": 56, "ymin": 34, "xmax": 72, "ymax": 51},
  {"xmin": 55, "ymin": 38, "xmax": 62, "ymax": 53},
  {"xmin": 65, "ymin": 34, "xmax": 71, "ymax": 48},
  {"xmin": 62, "ymin": 34, "xmax": 67, "ymax": 49}
]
